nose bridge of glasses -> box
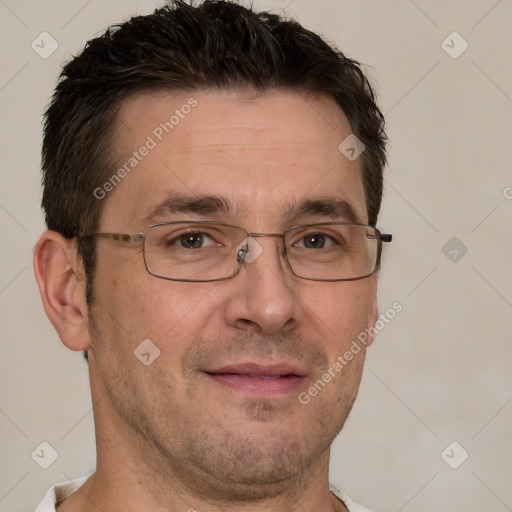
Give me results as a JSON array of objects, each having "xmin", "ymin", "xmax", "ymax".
[
  {"xmin": 247, "ymin": 232, "xmax": 284, "ymax": 240},
  {"xmin": 236, "ymin": 232, "xmax": 285, "ymax": 264}
]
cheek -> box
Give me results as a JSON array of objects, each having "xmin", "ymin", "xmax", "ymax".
[
  {"xmin": 98, "ymin": 266, "xmax": 221, "ymax": 350},
  {"xmin": 300, "ymin": 281, "xmax": 375, "ymax": 351}
]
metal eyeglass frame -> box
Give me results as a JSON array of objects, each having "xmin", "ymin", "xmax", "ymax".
[{"xmin": 78, "ymin": 221, "xmax": 392, "ymax": 283}]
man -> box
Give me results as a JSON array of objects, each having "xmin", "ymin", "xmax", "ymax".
[{"xmin": 33, "ymin": 1, "xmax": 391, "ymax": 510}]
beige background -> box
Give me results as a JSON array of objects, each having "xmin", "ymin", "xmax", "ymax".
[{"xmin": 1, "ymin": 1, "xmax": 511, "ymax": 511}]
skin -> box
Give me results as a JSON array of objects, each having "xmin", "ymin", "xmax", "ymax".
[{"xmin": 34, "ymin": 89, "xmax": 379, "ymax": 512}]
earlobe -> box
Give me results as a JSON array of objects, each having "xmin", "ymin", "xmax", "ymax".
[{"xmin": 33, "ymin": 230, "xmax": 91, "ymax": 352}]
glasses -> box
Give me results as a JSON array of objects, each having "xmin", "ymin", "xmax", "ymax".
[{"xmin": 79, "ymin": 221, "xmax": 392, "ymax": 282}]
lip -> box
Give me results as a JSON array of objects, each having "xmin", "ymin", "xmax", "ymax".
[
  {"xmin": 207, "ymin": 362, "xmax": 306, "ymax": 377},
  {"xmin": 204, "ymin": 362, "xmax": 307, "ymax": 397}
]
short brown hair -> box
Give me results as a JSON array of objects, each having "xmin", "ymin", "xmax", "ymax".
[{"xmin": 41, "ymin": 0, "xmax": 387, "ymax": 303}]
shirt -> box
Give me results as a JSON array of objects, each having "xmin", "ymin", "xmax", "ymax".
[{"xmin": 35, "ymin": 476, "xmax": 374, "ymax": 512}]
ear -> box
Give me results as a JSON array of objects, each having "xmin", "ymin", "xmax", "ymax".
[{"xmin": 33, "ymin": 230, "xmax": 91, "ymax": 352}]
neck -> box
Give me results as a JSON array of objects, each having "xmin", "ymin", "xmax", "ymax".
[{"xmin": 66, "ymin": 466, "xmax": 347, "ymax": 512}]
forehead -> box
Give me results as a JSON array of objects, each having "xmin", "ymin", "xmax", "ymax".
[{"xmin": 101, "ymin": 88, "xmax": 367, "ymax": 230}]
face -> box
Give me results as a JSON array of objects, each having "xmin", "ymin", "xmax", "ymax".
[{"xmin": 87, "ymin": 89, "xmax": 378, "ymax": 499}]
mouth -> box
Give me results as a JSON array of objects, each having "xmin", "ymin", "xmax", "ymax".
[{"xmin": 204, "ymin": 362, "xmax": 307, "ymax": 396}]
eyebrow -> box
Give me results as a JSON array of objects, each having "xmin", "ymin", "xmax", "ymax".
[
  {"xmin": 287, "ymin": 197, "xmax": 360, "ymax": 223},
  {"xmin": 141, "ymin": 194, "xmax": 234, "ymax": 224},
  {"xmin": 140, "ymin": 194, "xmax": 361, "ymax": 226}
]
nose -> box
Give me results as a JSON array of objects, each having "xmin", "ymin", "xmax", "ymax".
[{"xmin": 223, "ymin": 235, "xmax": 301, "ymax": 334}]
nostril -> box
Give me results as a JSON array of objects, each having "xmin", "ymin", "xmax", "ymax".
[{"xmin": 235, "ymin": 318, "xmax": 262, "ymax": 332}]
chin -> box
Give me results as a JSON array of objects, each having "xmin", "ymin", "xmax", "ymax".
[{"xmin": 182, "ymin": 418, "xmax": 336, "ymax": 502}]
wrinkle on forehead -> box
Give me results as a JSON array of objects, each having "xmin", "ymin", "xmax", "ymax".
[{"xmin": 114, "ymin": 89, "xmax": 350, "ymax": 151}]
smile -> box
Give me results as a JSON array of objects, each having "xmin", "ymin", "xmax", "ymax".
[{"xmin": 204, "ymin": 362, "xmax": 307, "ymax": 396}]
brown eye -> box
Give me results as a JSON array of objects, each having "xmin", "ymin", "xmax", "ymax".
[
  {"xmin": 298, "ymin": 233, "xmax": 335, "ymax": 249},
  {"xmin": 303, "ymin": 234, "xmax": 326, "ymax": 248},
  {"xmin": 179, "ymin": 233, "xmax": 205, "ymax": 249},
  {"xmin": 169, "ymin": 232, "xmax": 217, "ymax": 249}
]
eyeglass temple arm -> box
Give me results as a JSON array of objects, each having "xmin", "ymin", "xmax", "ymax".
[
  {"xmin": 366, "ymin": 233, "xmax": 392, "ymax": 243},
  {"xmin": 78, "ymin": 232, "xmax": 144, "ymax": 243}
]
